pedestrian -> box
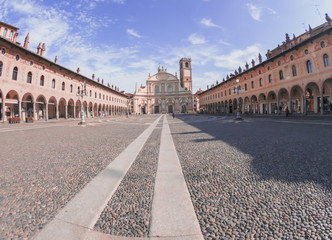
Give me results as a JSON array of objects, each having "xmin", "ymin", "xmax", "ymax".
[
  {"xmin": 286, "ymin": 106, "xmax": 289, "ymax": 117},
  {"xmin": 172, "ymin": 112, "xmax": 175, "ymax": 119},
  {"xmin": 279, "ymin": 105, "xmax": 282, "ymax": 115}
]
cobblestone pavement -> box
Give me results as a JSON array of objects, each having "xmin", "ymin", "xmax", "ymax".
[
  {"xmin": 94, "ymin": 121, "xmax": 162, "ymax": 237},
  {"xmin": 1, "ymin": 114, "xmax": 331, "ymax": 240},
  {"xmin": 169, "ymin": 115, "xmax": 332, "ymax": 239},
  {"xmin": 0, "ymin": 115, "xmax": 159, "ymax": 239}
]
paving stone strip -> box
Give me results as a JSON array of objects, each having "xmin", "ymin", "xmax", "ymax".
[
  {"xmin": 149, "ymin": 116, "xmax": 204, "ymax": 240},
  {"xmin": 33, "ymin": 116, "xmax": 162, "ymax": 240},
  {"xmin": 94, "ymin": 124, "xmax": 162, "ymax": 237}
]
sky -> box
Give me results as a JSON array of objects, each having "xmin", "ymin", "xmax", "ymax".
[{"xmin": 1, "ymin": 0, "xmax": 332, "ymax": 93}]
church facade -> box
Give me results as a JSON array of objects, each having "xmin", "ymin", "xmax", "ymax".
[{"xmin": 133, "ymin": 58, "xmax": 193, "ymax": 114}]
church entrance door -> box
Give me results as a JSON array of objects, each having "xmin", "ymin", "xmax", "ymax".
[
  {"xmin": 168, "ymin": 105, "xmax": 173, "ymax": 113},
  {"xmin": 154, "ymin": 106, "xmax": 159, "ymax": 114}
]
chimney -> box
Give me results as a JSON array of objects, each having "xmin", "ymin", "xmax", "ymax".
[
  {"xmin": 92, "ymin": 74, "xmax": 95, "ymax": 80},
  {"xmin": 23, "ymin": 33, "xmax": 29, "ymax": 48},
  {"xmin": 258, "ymin": 53, "xmax": 262, "ymax": 64},
  {"xmin": 37, "ymin": 42, "xmax": 42, "ymax": 55},
  {"xmin": 102, "ymin": 79, "xmax": 104, "ymax": 85},
  {"xmin": 251, "ymin": 59, "xmax": 255, "ymax": 68},
  {"xmin": 245, "ymin": 62, "xmax": 249, "ymax": 70},
  {"xmin": 97, "ymin": 77, "xmax": 100, "ymax": 83},
  {"xmin": 77, "ymin": 67, "xmax": 80, "ymax": 74},
  {"xmin": 41, "ymin": 43, "xmax": 45, "ymax": 56},
  {"xmin": 54, "ymin": 56, "xmax": 58, "ymax": 63}
]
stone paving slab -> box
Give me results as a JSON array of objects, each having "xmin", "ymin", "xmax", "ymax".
[{"xmin": 149, "ymin": 116, "xmax": 203, "ymax": 239}]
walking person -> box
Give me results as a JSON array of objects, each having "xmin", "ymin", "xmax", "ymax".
[
  {"xmin": 286, "ymin": 106, "xmax": 289, "ymax": 117},
  {"xmin": 172, "ymin": 112, "xmax": 175, "ymax": 119}
]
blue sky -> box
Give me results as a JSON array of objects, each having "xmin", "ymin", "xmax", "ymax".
[{"xmin": 1, "ymin": 0, "xmax": 332, "ymax": 93}]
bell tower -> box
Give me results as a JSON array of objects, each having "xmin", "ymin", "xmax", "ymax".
[{"xmin": 179, "ymin": 58, "xmax": 192, "ymax": 92}]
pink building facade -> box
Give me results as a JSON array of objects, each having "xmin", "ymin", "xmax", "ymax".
[
  {"xmin": 0, "ymin": 22, "xmax": 128, "ymax": 123},
  {"xmin": 199, "ymin": 16, "xmax": 332, "ymax": 116}
]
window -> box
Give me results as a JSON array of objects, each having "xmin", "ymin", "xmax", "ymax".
[
  {"xmin": 52, "ymin": 79, "xmax": 56, "ymax": 88},
  {"xmin": 62, "ymin": 82, "xmax": 65, "ymax": 91},
  {"xmin": 40, "ymin": 76, "xmax": 44, "ymax": 86},
  {"xmin": 99, "ymin": 93, "xmax": 101, "ymax": 99},
  {"xmin": 9, "ymin": 31, "xmax": 13, "ymax": 39},
  {"xmin": 185, "ymin": 62, "xmax": 189, "ymax": 68},
  {"xmin": 0, "ymin": 61, "xmax": 2, "ymax": 77},
  {"xmin": 78, "ymin": 86, "xmax": 81, "ymax": 94},
  {"xmin": 307, "ymin": 60, "xmax": 313, "ymax": 73},
  {"xmin": 290, "ymin": 55, "xmax": 294, "ymax": 61},
  {"xmin": 268, "ymin": 74, "xmax": 272, "ymax": 83},
  {"xmin": 229, "ymin": 89, "xmax": 231, "ymax": 95},
  {"xmin": 323, "ymin": 54, "xmax": 330, "ymax": 67},
  {"xmin": 2, "ymin": 28, "xmax": 7, "ymax": 37},
  {"xmin": 259, "ymin": 78, "xmax": 263, "ymax": 87},
  {"xmin": 167, "ymin": 85, "xmax": 173, "ymax": 92},
  {"xmin": 292, "ymin": 65, "xmax": 297, "ymax": 76},
  {"xmin": 12, "ymin": 67, "xmax": 18, "ymax": 80},
  {"xmin": 225, "ymin": 90, "xmax": 227, "ymax": 96},
  {"xmin": 90, "ymin": 90, "xmax": 92, "ymax": 97},
  {"xmin": 267, "ymin": 66, "xmax": 270, "ymax": 70},
  {"xmin": 305, "ymin": 49, "xmax": 309, "ymax": 55},
  {"xmin": 258, "ymin": 70, "xmax": 261, "ymax": 75},
  {"xmin": 321, "ymin": 41, "xmax": 326, "ymax": 48},
  {"xmin": 1, "ymin": 48, "xmax": 5, "ymax": 55},
  {"xmin": 245, "ymin": 84, "xmax": 247, "ymax": 91},
  {"xmin": 15, "ymin": 55, "xmax": 19, "ymax": 61},
  {"xmin": 95, "ymin": 92, "xmax": 97, "ymax": 98},
  {"xmin": 70, "ymin": 84, "xmax": 73, "ymax": 93},
  {"xmin": 155, "ymin": 86, "xmax": 159, "ymax": 93},
  {"xmin": 27, "ymin": 72, "xmax": 32, "ymax": 83},
  {"xmin": 251, "ymin": 81, "xmax": 254, "ymax": 88},
  {"xmin": 278, "ymin": 61, "xmax": 281, "ymax": 66},
  {"xmin": 279, "ymin": 70, "xmax": 284, "ymax": 80}
]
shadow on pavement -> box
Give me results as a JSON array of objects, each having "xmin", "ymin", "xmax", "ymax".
[{"xmin": 173, "ymin": 114, "xmax": 332, "ymax": 193}]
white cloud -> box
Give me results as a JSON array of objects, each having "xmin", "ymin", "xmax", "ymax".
[
  {"xmin": 246, "ymin": 3, "xmax": 262, "ymax": 21},
  {"xmin": 113, "ymin": 0, "xmax": 125, "ymax": 3},
  {"xmin": 188, "ymin": 33, "xmax": 206, "ymax": 45},
  {"xmin": 213, "ymin": 44, "xmax": 261, "ymax": 69},
  {"xmin": 201, "ymin": 18, "xmax": 222, "ymax": 29},
  {"xmin": 219, "ymin": 40, "xmax": 231, "ymax": 46},
  {"xmin": 267, "ymin": 7, "xmax": 278, "ymax": 16},
  {"xmin": 126, "ymin": 29, "xmax": 142, "ymax": 38}
]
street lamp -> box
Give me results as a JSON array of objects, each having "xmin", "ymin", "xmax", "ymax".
[
  {"xmin": 233, "ymin": 79, "xmax": 243, "ymax": 121},
  {"xmin": 77, "ymin": 81, "xmax": 87, "ymax": 125}
]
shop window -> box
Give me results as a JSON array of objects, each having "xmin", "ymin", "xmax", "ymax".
[
  {"xmin": 292, "ymin": 65, "xmax": 297, "ymax": 76},
  {"xmin": 307, "ymin": 60, "xmax": 313, "ymax": 73},
  {"xmin": 279, "ymin": 70, "xmax": 284, "ymax": 80},
  {"xmin": 323, "ymin": 54, "xmax": 330, "ymax": 67},
  {"xmin": 12, "ymin": 67, "xmax": 18, "ymax": 80},
  {"xmin": 27, "ymin": 72, "xmax": 32, "ymax": 83}
]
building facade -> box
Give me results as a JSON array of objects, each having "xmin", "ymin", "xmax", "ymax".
[
  {"xmin": 199, "ymin": 15, "xmax": 332, "ymax": 116},
  {"xmin": 133, "ymin": 58, "xmax": 193, "ymax": 114},
  {"xmin": 0, "ymin": 22, "xmax": 128, "ymax": 123}
]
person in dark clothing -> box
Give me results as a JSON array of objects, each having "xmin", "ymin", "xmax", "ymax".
[
  {"xmin": 172, "ymin": 112, "xmax": 175, "ymax": 119},
  {"xmin": 286, "ymin": 106, "xmax": 289, "ymax": 117}
]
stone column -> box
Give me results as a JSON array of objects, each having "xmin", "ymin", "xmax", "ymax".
[
  {"xmin": 56, "ymin": 105, "xmax": 59, "ymax": 120},
  {"xmin": 321, "ymin": 91, "xmax": 324, "ymax": 115},
  {"xmin": 45, "ymin": 102, "xmax": 48, "ymax": 121},
  {"xmin": 65, "ymin": 105, "xmax": 68, "ymax": 119},
  {"xmin": 2, "ymin": 99, "xmax": 6, "ymax": 122},
  {"xmin": 267, "ymin": 98, "xmax": 269, "ymax": 115},
  {"xmin": 18, "ymin": 101, "xmax": 22, "ymax": 122},
  {"xmin": 277, "ymin": 95, "xmax": 280, "ymax": 114},
  {"xmin": 302, "ymin": 94, "xmax": 306, "ymax": 115}
]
